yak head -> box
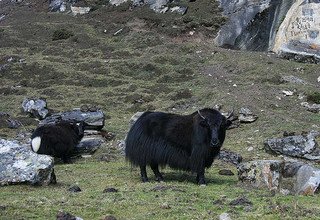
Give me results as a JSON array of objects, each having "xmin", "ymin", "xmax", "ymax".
[{"xmin": 195, "ymin": 108, "xmax": 232, "ymax": 148}]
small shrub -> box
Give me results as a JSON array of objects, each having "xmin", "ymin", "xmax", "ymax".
[
  {"xmin": 52, "ymin": 29, "xmax": 74, "ymax": 41},
  {"xmin": 307, "ymin": 92, "xmax": 320, "ymax": 104}
]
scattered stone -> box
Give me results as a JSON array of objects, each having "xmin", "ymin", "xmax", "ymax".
[
  {"xmin": 22, "ymin": 98, "xmax": 49, "ymax": 119},
  {"xmin": 247, "ymin": 146, "xmax": 254, "ymax": 152},
  {"xmin": 56, "ymin": 210, "xmax": 83, "ymax": 220},
  {"xmin": 283, "ymin": 131, "xmax": 295, "ymax": 137},
  {"xmin": 317, "ymin": 76, "xmax": 320, "ymax": 83},
  {"xmin": 103, "ymin": 216, "xmax": 117, "ymax": 220},
  {"xmin": 282, "ymin": 90, "xmax": 294, "ymax": 96},
  {"xmin": 49, "ymin": 0, "xmax": 66, "ymax": 12},
  {"xmin": 218, "ymin": 150, "xmax": 242, "ymax": 166},
  {"xmin": 160, "ymin": 202, "xmax": 171, "ymax": 209},
  {"xmin": 218, "ymin": 169, "xmax": 234, "ymax": 176},
  {"xmin": 0, "ymin": 14, "xmax": 5, "ymax": 22},
  {"xmin": 219, "ymin": 212, "xmax": 232, "ymax": 220},
  {"xmin": 0, "ymin": 112, "xmax": 21, "ymax": 129},
  {"xmin": 281, "ymin": 75, "xmax": 306, "ymax": 84},
  {"xmin": 238, "ymin": 160, "xmax": 284, "ymax": 191},
  {"xmin": 0, "ymin": 205, "xmax": 6, "ymax": 210},
  {"xmin": 0, "ymin": 139, "xmax": 56, "ymax": 186},
  {"xmin": 238, "ymin": 107, "xmax": 258, "ymax": 123},
  {"xmin": 68, "ymin": 185, "xmax": 81, "ymax": 193},
  {"xmin": 229, "ymin": 196, "xmax": 252, "ymax": 206},
  {"xmin": 103, "ymin": 187, "xmax": 118, "ymax": 193},
  {"xmin": 109, "ymin": 0, "xmax": 128, "ymax": 6},
  {"xmin": 264, "ymin": 131, "xmax": 320, "ymax": 162},
  {"xmin": 301, "ymin": 102, "xmax": 320, "ymax": 113},
  {"xmin": 170, "ymin": 6, "xmax": 188, "ymax": 15},
  {"xmin": 71, "ymin": 6, "xmax": 91, "ymax": 15}
]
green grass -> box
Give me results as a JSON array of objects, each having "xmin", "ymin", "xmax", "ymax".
[
  {"xmin": 1, "ymin": 159, "xmax": 320, "ymax": 220},
  {"xmin": 0, "ymin": 0, "xmax": 320, "ymax": 219}
]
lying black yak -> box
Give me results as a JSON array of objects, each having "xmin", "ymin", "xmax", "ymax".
[
  {"xmin": 125, "ymin": 108, "xmax": 231, "ymax": 185},
  {"xmin": 31, "ymin": 121, "xmax": 85, "ymax": 163}
]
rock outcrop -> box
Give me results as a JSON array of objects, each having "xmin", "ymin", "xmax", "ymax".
[
  {"xmin": 216, "ymin": 0, "xmax": 320, "ymax": 62},
  {"xmin": 273, "ymin": 0, "xmax": 320, "ymax": 63},
  {"xmin": 238, "ymin": 159, "xmax": 320, "ymax": 195},
  {"xmin": 0, "ymin": 139, "xmax": 56, "ymax": 186}
]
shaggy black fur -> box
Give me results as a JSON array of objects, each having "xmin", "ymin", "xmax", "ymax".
[
  {"xmin": 31, "ymin": 121, "xmax": 85, "ymax": 163},
  {"xmin": 125, "ymin": 108, "xmax": 231, "ymax": 185}
]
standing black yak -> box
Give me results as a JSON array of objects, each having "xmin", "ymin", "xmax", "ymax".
[
  {"xmin": 125, "ymin": 108, "xmax": 231, "ymax": 185},
  {"xmin": 31, "ymin": 121, "xmax": 85, "ymax": 163}
]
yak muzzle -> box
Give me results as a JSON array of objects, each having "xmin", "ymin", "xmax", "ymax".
[{"xmin": 210, "ymin": 139, "xmax": 220, "ymax": 147}]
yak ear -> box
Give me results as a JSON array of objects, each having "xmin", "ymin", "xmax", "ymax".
[{"xmin": 226, "ymin": 119, "xmax": 232, "ymax": 128}]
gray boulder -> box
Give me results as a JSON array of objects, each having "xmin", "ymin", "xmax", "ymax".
[
  {"xmin": 0, "ymin": 139, "xmax": 56, "ymax": 186},
  {"xmin": 22, "ymin": 98, "xmax": 49, "ymax": 120},
  {"xmin": 39, "ymin": 108, "xmax": 105, "ymax": 130},
  {"xmin": 295, "ymin": 164, "xmax": 320, "ymax": 195},
  {"xmin": 264, "ymin": 131, "xmax": 320, "ymax": 162}
]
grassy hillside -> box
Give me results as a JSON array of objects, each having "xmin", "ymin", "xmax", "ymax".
[{"xmin": 0, "ymin": 0, "xmax": 319, "ymax": 219}]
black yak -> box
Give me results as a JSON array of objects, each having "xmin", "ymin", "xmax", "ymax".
[
  {"xmin": 125, "ymin": 108, "xmax": 231, "ymax": 185},
  {"xmin": 31, "ymin": 121, "xmax": 85, "ymax": 163}
]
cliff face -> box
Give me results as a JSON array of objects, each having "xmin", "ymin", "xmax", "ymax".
[{"xmin": 216, "ymin": 0, "xmax": 320, "ymax": 62}]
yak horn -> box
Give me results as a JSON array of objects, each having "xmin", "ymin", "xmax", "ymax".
[
  {"xmin": 197, "ymin": 110, "xmax": 206, "ymax": 120},
  {"xmin": 226, "ymin": 109, "xmax": 234, "ymax": 120}
]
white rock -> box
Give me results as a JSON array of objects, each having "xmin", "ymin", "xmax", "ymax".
[
  {"xmin": 282, "ymin": 90, "xmax": 294, "ymax": 96},
  {"xmin": 219, "ymin": 212, "xmax": 232, "ymax": 220}
]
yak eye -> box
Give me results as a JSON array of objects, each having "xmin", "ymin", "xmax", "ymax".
[{"xmin": 199, "ymin": 120, "xmax": 209, "ymax": 127}]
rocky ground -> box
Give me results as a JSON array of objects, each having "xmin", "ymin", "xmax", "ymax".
[{"xmin": 0, "ymin": 0, "xmax": 320, "ymax": 219}]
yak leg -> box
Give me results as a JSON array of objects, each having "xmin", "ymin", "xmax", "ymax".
[
  {"xmin": 196, "ymin": 168, "xmax": 206, "ymax": 185},
  {"xmin": 150, "ymin": 163, "xmax": 164, "ymax": 182},
  {"xmin": 140, "ymin": 165, "xmax": 149, "ymax": 182}
]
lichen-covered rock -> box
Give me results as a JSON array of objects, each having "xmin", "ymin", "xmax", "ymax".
[
  {"xmin": 0, "ymin": 139, "xmax": 56, "ymax": 186},
  {"xmin": 238, "ymin": 160, "xmax": 284, "ymax": 191},
  {"xmin": 264, "ymin": 131, "xmax": 320, "ymax": 162}
]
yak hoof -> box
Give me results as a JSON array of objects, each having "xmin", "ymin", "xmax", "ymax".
[
  {"xmin": 198, "ymin": 179, "xmax": 206, "ymax": 185},
  {"xmin": 156, "ymin": 177, "xmax": 164, "ymax": 182},
  {"xmin": 141, "ymin": 178, "xmax": 149, "ymax": 183}
]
